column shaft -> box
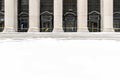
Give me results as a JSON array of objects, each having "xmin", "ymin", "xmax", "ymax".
[
  {"xmin": 77, "ymin": 0, "xmax": 88, "ymax": 32},
  {"xmin": 4, "ymin": 0, "xmax": 17, "ymax": 32},
  {"xmin": 53, "ymin": 0, "xmax": 63, "ymax": 32},
  {"xmin": 29, "ymin": 0, "xmax": 40, "ymax": 32},
  {"xmin": 102, "ymin": 0, "xmax": 114, "ymax": 32}
]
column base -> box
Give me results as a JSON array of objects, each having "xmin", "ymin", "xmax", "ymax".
[
  {"xmin": 77, "ymin": 27, "xmax": 89, "ymax": 32},
  {"xmin": 102, "ymin": 28, "xmax": 114, "ymax": 32},
  {"xmin": 3, "ymin": 27, "xmax": 15, "ymax": 32},
  {"xmin": 53, "ymin": 28, "xmax": 63, "ymax": 32},
  {"xmin": 28, "ymin": 27, "xmax": 40, "ymax": 32}
]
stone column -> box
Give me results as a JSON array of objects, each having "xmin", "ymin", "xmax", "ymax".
[
  {"xmin": 29, "ymin": 0, "xmax": 40, "ymax": 32},
  {"xmin": 4, "ymin": 0, "xmax": 17, "ymax": 32},
  {"xmin": 77, "ymin": 0, "xmax": 88, "ymax": 32},
  {"xmin": 53, "ymin": 0, "xmax": 63, "ymax": 32},
  {"xmin": 102, "ymin": 0, "xmax": 114, "ymax": 32}
]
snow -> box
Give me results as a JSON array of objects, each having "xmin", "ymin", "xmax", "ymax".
[{"xmin": 0, "ymin": 39, "xmax": 120, "ymax": 80}]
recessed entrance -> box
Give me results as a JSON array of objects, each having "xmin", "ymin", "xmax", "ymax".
[
  {"xmin": 88, "ymin": 12, "xmax": 101, "ymax": 32},
  {"xmin": 0, "ymin": 13, "xmax": 4, "ymax": 32},
  {"xmin": 63, "ymin": 12, "xmax": 77, "ymax": 32},
  {"xmin": 40, "ymin": 0, "xmax": 54, "ymax": 32},
  {"xmin": 63, "ymin": 0, "xmax": 77, "ymax": 32},
  {"xmin": 18, "ymin": 13, "xmax": 29, "ymax": 32},
  {"xmin": 0, "ymin": 0, "xmax": 4, "ymax": 32},
  {"xmin": 40, "ymin": 11, "xmax": 53, "ymax": 32},
  {"xmin": 114, "ymin": 13, "xmax": 120, "ymax": 32},
  {"xmin": 18, "ymin": 0, "xmax": 29, "ymax": 32}
]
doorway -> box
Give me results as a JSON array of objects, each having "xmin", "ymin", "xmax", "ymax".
[
  {"xmin": 63, "ymin": 12, "xmax": 77, "ymax": 32},
  {"xmin": 88, "ymin": 12, "xmax": 101, "ymax": 32},
  {"xmin": 0, "ymin": 13, "xmax": 4, "ymax": 32},
  {"xmin": 114, "ymin": 13, "xmax": 120, "ymax": 32},
  {"xmin": 40, "ymin": 12, "xmax": 53, "ymax": 32},
  {"xmin": 18, "ymin": 14, "xmax": 29, "ymax": 32}
]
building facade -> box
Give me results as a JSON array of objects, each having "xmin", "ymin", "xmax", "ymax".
[{"xmin": 0, "ymin": 0, "xmax": 119, "ymax": 33}]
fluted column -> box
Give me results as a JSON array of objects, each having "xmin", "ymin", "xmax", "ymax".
[
  {"xmin": 4, "ymin": 0, "xmax": 17, "ymax": 32},
  {"xmin": 102, "ymin": 0, "xmax": 114, "ymax": 32},
  {"xmin": 53, "ymin": 0, "xmax": 63, "ymax": 32},
  {"xmin": 77, "ymin": 0, "xmax": 88, "ymax": 32},
  {"xmin": 29, "ymin": 0, "xmax": 40, "ymax": 32}
]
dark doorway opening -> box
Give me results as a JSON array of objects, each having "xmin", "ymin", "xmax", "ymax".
[
  {"xmin": 18, "ymin": 13, "xmax": 29, "ymax": 32},
  {"xmin": 88, "ymin": 12, "xmax": 101, "ymax": 32},
  {"xmin": 18, "ymin": 0, "xmax": 29, "ymax": 32},
  {"xmin": 63, "ymin": 0, "xmax": 77, "ymax": 32},
  {"xmin": 0, "ymin": 13, "xmax": 4, "ymax": 32},
  {"xmin": 40, "ymin": 0, "xmax": 54, "ymax": 32},
  {"xmin": 114, "ymin": 13, "xmax": 120, "ymax": 32},
  {"xmin": 63, "ymin": 12, "xmax": 77, "ymax": 32},
  {"xmin": 0, "ymin": 0, "xmax": 4, "ymax": 32},
  {"xmin": 40, "ymin": 11, "xmax": 53, "ymax": 32}
]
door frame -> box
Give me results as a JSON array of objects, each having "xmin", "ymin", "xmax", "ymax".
[{"xmin": 113, "ymin": 12, "xmax": 120, "ymax": 32}]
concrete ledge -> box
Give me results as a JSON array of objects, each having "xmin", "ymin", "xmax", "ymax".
[{"xmin": 0, "ymin": 32, "xmax": 120, "ymax": 40}]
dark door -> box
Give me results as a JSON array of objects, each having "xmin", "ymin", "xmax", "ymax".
[
  {"xmin": 63, "ymin": 13, "xmax": 77, "ymax": 32},
  {"xmin": 63, "ymin": 0, "xmax": 77, "ymax": 32},
  {"xmin": 0, "ymin": 0, "xmax": 4, "ymax": 32},
  {"xmin": 114, "ymin": 14, "xmax": 120, "ymax": 32},
  {"xmin": 40, "ymin": 12, "xmax": 53, "ymax": 32},
  {"xmin": 114, "ymin": 19, "xmax": 120, "ymax": 32},
  {"xmin": 18, "ymin": 14, "xmax": 29, "ymax": 32},
  {"xmin": 88, "ymin": 14, "xmax": 101, "ymax": 32},
  {"xmin": 40, "ymin": 0, "xmax": 54, "ymax": 32},
  {"xmin": 18, "ymin": 0, "xmax": 29, "ymax": 32},
  {"xmin": 0, "ymin": 14, "xmax": 4, "ymax": 32},
  {"xmin": 89, "ymin": 21, "xmax": 100, "ymax": 32}
]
